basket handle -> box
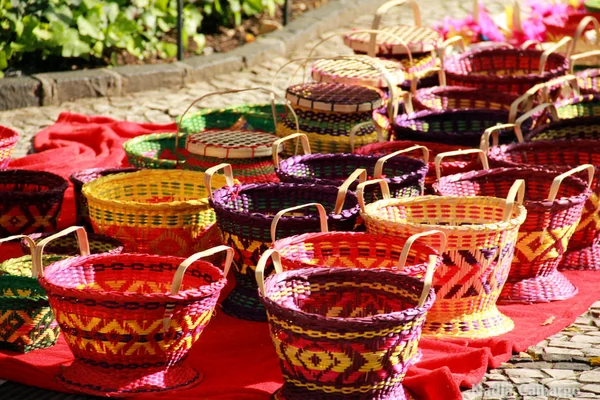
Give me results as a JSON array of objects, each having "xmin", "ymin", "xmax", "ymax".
[
  {"xmin": 570, "ymin": 49, "xmax": 600, "ymax": 74},
  {"xmin": 514, "ymin": 103, "xmax": 560, "ymax": 142},
  {"xmin": 255, "ymin": 249, "xmax": 283, "ymax": 297},
  {"xmin": 375, "ymin": 145, "xmax": 429, "ymax": 194},
  {"xmin": 164, "ymin": 245, "xmax": 234, "ymax": 331},
  {"xmin": 334, "ymin": 168, "xmax": 368, "ymax": 214},
  {"xmin": 503, "ymin": 179, "xmax": 525, "ymax": 222},
  {"xmin": 410, "ymin": 67, "xmax": 446, "ymax": 94},
  {"xmin": 0, "ymin": 235, "xmax": 37, "ymax": 258},
  {"xmin": 204, "ymin": 163, "xmax": 236, "ymax": 201},
  {"xmin": 356, "ymin": 178, "xmax": 391, "ymax": 212},
  {"xmin": 539, "ymin": 37, "xmax": 573, "ymax": 75},
  {"xmin": 272, "ymin": 133, "xmax": 311, "ymax": 169},
  {"xmin": 398, "ymin": 229, "xmax": 447, "ymax": 308},
  {"xmin": 536, "ymin": 74, "xmax": 580, "ymax": 102},
  {"xmin": 547, "ymin": 164, "xmax": 595, "ymax": 202},
  {"xmin": 571, "ymin": 16, "xmax": 600, "ymax": 66},
  {"xmin": 270, "ymin": 203, "xmax": 328, "ymax": 243},
  {"xmin": 369, "ymin": 0, "xmax": 426, "ymax": 56},
  {"xmin": 507, "ymin": 90, "xmax": 538, "ymax": 124},
  {"xmin": 33, "ymin": 226, "xmax": 91, "ymax": 279},
  {"xmin": 434, "ymin": 149, "xmax": 489, "ymax": 181},
  {"xmin": 437, "ymin": 36, "xmax": 466, "ymax": 69}
]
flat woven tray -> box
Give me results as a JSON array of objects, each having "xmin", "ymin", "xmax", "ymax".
[
  {"xmin": 311, "ymin": 57, "xmax": 405, "ymax": 88},
  {"xmin": 285, "ymin": 82, "xmax": 383, "ymax": 113},
  {"xmin": 186, "ymin": 129, "xmax": 280, "ymax": 158},
  {"xmin": 344, "ymin": 25, "xmax": 439, "ymax": 55}
]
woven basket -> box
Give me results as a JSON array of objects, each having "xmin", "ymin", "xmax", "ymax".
[
  {"xmin": 0, "ymin": 126, "xmax": 19, "ymax": 169},
  {"xmin": 207, "ymin": 164, "xmax": 361, "ymax": 321},
  {"xmin": 82, "ymin": 169, "xmax": 234, "ymax": 257},
  {"xmin": 124, "ymin": 104, "xmax": 286, "ymax": 169},
  {"xmin": 487, "ymin": 138, "xmax": 600, "ymax": 271},
  {"xmin": 545, "ymin": 15, "xmax": 600, "ymax": 68},
  {"xmin": 0, "ymin": 170, "xmax": 68, "ymax": 236},
  {"xmin": 358, "ymin": 178, "xmax": 527, "ymax": 337},
  {"xmin": 19, "ymin": 232, "xmax": 124, "ymax": 256},
  {"xmin": 575, "ymin": 61, "xmax": 600, "ymax": 93},
  {"xmin": 0, "ymin": 229, "xmax": 88, "ymax": 353},
  {"xmin": 443, "ymin": 39, "xmax": 571, "ymax": 95},
  {"xmin": 70, "ymin": 167, "xmax": 139, "ymax": 231},
  {"xmin": 277, "ymin": 81, "xmax": 387, "ymax": 154},
  {"xmin": 274, "ymin": 133, "xmax": 427, "ymax": 202},
  {"xmin": 435, "ymin": 160, "xmax": 593, "ymax": 303},
  {"xmin": 37, "ymin": 227, "xmax": 233, "ymax": 397},
  {"xmin": 256, "ymin": 249, "xmax": 436, "ymax": 400},
  {"xmin": 523, "ymin": 103, "xmax": 600, "ymax": 142}
]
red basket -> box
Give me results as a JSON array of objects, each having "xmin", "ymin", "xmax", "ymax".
[
  {"xmin": 0, "ymin": 126, "xmax": 19, "ymax": 169},
  {"xmin": 37, "ymin": 227, "xmax": 233, "ymax": 397},
  {"xmin": 435, "ymin": 161, "xmax": 593, "ymax": 303}
]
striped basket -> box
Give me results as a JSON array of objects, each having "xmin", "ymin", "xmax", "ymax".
[
  {"xmin": 37, "ymin": 227, "xmax": 233, "ymax": 397},
  {"xmin": 255, "ymin": 248, "xmax": 436, "ymax": 400},
  {"xmin": 82, "ymin": 169, "xmax": 234, "ymax": 257},
  {"xmin": 207, "ymin": 164, "xmax": 361, "ymax": 322},
  {"xmin": 0, "ymin": 229, "xmax": 88, "ymax": 353},
  {"xmin": 0, "ymin": 126, "xmax": 19, "ymax": 169},
  {"xmin": 358, "ymin": 178, "xmax": 527, "ymax": 337},
  {"xmin": 524, "ymin": 103, "xmax": 600, "ymax": 142},
  {"xmin": 274, "ymin": 133, "xmax": 428, "ymax": 202},
  {"xmin": 435, "ymin": 155, "xmax": 593, "ymax": 303}
]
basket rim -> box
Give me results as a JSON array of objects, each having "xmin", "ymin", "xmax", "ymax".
[
  {"xmin": 38, "ymin": 253, "xmax": 227, "ymax": 301},
  {"xmin": 261, "ymin": 267, "xmax": 435, "ymax": 326},
  {"xmin": 177, "ymin": 103, "xmax": 287, "ymax": 133},
  {"xmin": 0, "ymin": 169, "xmax": 69, "ymax": 194},
  {"xmin": 343, "ymin": 25, "xmax": 440, "ymax": 54},
  {"xmin": 525, "ymin": 115, "xmax": 600, "ymax": 141},
  {"xmin": 435, "ymin": 167, "xmax": 592, "ymax": 207},
  {"xmin": 0, "ymin": 125, "xmax": 19, "ymax": 145},
  {"xmin": 362, "ymin": 194, "xmax": 527, "ymax": 231}
]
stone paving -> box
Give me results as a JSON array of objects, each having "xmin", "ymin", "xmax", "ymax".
[{"xmin": 0, "ymin": 0, "xmax": 599, "ymax": 398}]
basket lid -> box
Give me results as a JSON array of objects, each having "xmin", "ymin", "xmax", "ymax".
[
  {"xmin": 344, "ymin": 25, "xmax": 440, "ymax": 55},
  {"xmin": 186, "ymin": 129, "xmax": 280, "ymax": 158},
  {"xmin": 285, "ymin": 82, "xmax": 384, "ymax": 112},
  {"xmin": 311, "ymin": 57, "xmax": 405, "ymax": 88}
]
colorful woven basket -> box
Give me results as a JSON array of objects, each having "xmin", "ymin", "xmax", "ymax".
[
  {"xmin": 207, "ymin": 164, "xmax": 361, "ymax": 321},
  {"xmin": 443, "ymin": 40, "xmax": 571, "ymax": 95},
  {"xmin": 0, "ymin": 229, "xmax": 88, "ymax": 353},
  {"xmin": 0, "ymin": 170, "xmax": 68, "ymax": 236},
  {"xmin": 37, "ymin": 227, "xmax": 233, "ymax": 396},
  {"xmin": 0, "ymin": 126, "xmax": 19, "ymax": 169},
  {"xmin": 311, "ymin": 56, "xmax": 405, "ymax": 88},
  {"xmin": 524, "ymin": 103, "xmax": 600, "ymax": 142},
  {"xmin": 486, "ymin": 138, "xmax": 600, "ymax": 271},
  {"xmin": 70, "ymin": 167, "xmax": 139, "ymax": 231},
  {"xmin": 274, "ymin": 133, "xmax": 428, "ymax": 202},
  {"xmin": 276, "ymin": 81, "xmax": 387, "ymax": 154},
  {"xmin": 124, "ymin": 104, "xmax": 286, "ymax": 169},
  {"xmin": 435, "ymin": 158, "xmax": 593, "ymax": 303},
  {"xmin": 358, "ymin": 178, "xmax": 527, "ymax": 337},
  {"xmin": 19, "ymin": 232, "xmax": 124, "ymax": 256},
  {"xmin": 82, "ymin": 169, "xmax": 233, "ymax": 257},
  {"xmin": 256, "ymin": 249, "xmax": 436, "ymax": 400}
]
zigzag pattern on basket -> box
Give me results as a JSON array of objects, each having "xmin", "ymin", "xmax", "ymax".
[
  {"xmin": 222, "ymin": 231, "xmax": 267, "ymax": 275},
  {"xmin": 0, "ymin": 203, "xmax": 61, "ymax": 236},
  {"xmin": 0, "ymin": 307, "xmax": 59, "ymax": 351},
  {"xmin": 513, "ymin": 224, "xmax": 578, "ymax": 264}
]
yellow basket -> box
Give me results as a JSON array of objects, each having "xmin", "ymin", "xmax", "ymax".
[
  {"xmin": 82, "ymin": 169, "xmax": 234, "ymax": 257},
  {"xmin": 357, "ymin": 178, "xmax": 527, "ymax": 338}
]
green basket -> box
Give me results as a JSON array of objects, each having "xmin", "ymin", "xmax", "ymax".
[
  {"xmin": 124, "ymin": 104, "xmax": 286, "ymax": 170},
  {"xmin": 0, "ymin": 254, "xmax": 67, "ymax": 353}
]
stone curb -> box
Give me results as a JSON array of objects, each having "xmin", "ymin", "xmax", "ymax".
[{"xmin": 0, "ymin": 0, "xmax": 382, "ymax": 111}]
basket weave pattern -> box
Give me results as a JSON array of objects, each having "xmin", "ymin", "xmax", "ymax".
[{"xmin": 0, "ymin": 126, "xmax": 19, "ymax": 169}]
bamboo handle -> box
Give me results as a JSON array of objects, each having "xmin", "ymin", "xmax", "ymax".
[
  {"xmin": 203, "ymin": 163, "xmax": 236, "ymax": 201},
  {"xmin": 537, "ymin": 74, "xmax": 580, "ymax": 102},
  {"xmin": 270, "ymin": 203, "xmax": 328, "ymax": 243},
  {"xmin": 571, "ymin": 16, "xmax": 600, "ymax": 70},
  {"xmin": 375, "ymin": 146, "xmax": 429, "ymax": 195},
  {"xmin": 480, "ymin": 124, "xmax": 516, "ymax": 152},
  {"xmin": 272, "ymin": 133, "xmax": 311, "ymax": 169},
  {"xmin": 369, "ymin": 0, "xmax": 423, "ymax": 57},
  {"xmin": 503, "ymin": 179, "xmax": 525, "ymax": 222},
  {"xmin": 539, "ymin": 37, "xmax": 573, "ymax": 74},
  {"xmin": 398, "ymin": 230, "xmax": 447, "ymax": 269},
  {"xmin": 547, "ymin": 164, "xmax": 595, "ymax": 202},
  {"xmin": 356, "ymin": 178, "xmax": 391, "ymax": 212},
  {"xmin": 34, "ymin": 227, "xmax": 90, "ymax": 279},
  {"xmin": 255, "ymin": 249, "xmax": 283, "ymax": 297},
  {"xmin": 437, "ymin": 36, "xmax": 466, "ymax": 69},
  {"xmin": 570, "ymin": 50, "xmax": 600, "ymax": 73},
  {"xmin": 514, "ymin": 103, "xmax": 559, "ymax": 142},
  {"xmin": 0, "ymin": 235, "xmax": 36, "ymax": 258},
  {"xmin": 434, "ymin": 149, "xmax": 489, "ymax": 181},
  {"xmin": 333, "ymin": 169, "xmax": 367, "ymax": 214}
]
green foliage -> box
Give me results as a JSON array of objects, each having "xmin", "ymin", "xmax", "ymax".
[{"xmin": 0, "ymin": 0, "xmax": 283, "ymax": 76}]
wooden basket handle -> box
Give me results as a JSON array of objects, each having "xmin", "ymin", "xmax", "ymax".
[
  {"xmin": 547, "ymin": 164, "xmax": 595, "ymax": 202},
  {"xmin": 437, "ymin": 36, "xmax": 466, "ymax": 69},
  {"xmin": 356, "ymin": 178, "xmax": 391, "ymax": 212},
  {"xmin": 537, "ymin": 74, "xmax": 580, "ymax": 102},
  {"xmin": 514, "ymin": 103, "xmax": 559, "ymax": 142},
  {"xmin": 204, "ymin": 163, "xmax": 236, "ymax": 201},
  {"xmin": 0, "ymin": 235, "xmax": 36, "ymax": 258},
  {"xmin": 334, "ymin": 169, "xmax": 367, "ymax": 214},
  {"xmin": 503, "ymin": 179, "xmax": 525, "ymax": 222},
  {"xmin": 540, "ymin": 37, "xmax": 573, "ymax": 74},
  {"xmin": 255, "ymin": 249, "xmax": 283, "ymax": 297},
  {"xmin": 434, "ymin": 149, "xmax": 489, "ymax": 181},
  {"xmin": 270, "ymin": 203, "xmax": 328, "ymax": 243},
  {"xmin": 508, "ymin": 90, "xmax": 539, "ymax": 124},
  {"xmin": 370, "ymin": 0, "xmax": 428, "ymax": 57},
  {"xmin": 375, "ymin": 145, "xmax": 429, "ymax": 194},
  {"xmin": 512, "ymin": 0, "xmax": 523, "ymax": 33},
  {"xmin": 571, "ymin": 16, "xmax": 600, "ymax": 64},
  {"xmin": 272, "ymin": 133, "xmax": 311, "ymax": 169},
  {"xmin": 164, "ymin": 245, "xmax": 234, "ymax": 331},
  {"xmin": 570, "ymin": 49, "xmax": 600, "ymax": 73},
  {"xmin": 34, "ymin": 226, "xmax": 91, "ymax": 279},
  {"xmin": 480, "ymin": 124, "xmax": 516, "ymax": 152}
]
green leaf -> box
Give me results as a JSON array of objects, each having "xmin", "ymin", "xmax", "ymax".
[
  {"xmin": 91, "ymin": 40, "xmax": 104, "ymax": 57},
  {"xmin": 4, "ymin": 12, "xmax": 24, "ymax": 36},
  {"xmin": 33, "ymin": 26, "xmax": 53, "ymax": 41},
  {"xmin": 156, "ymin": 41, "xmax": 177, "ymax": 58},
  {"xmin": 154, "ymin": 0, "xmax": 169, "ymax": 13},
  {"xmin": 44, "ymin": 4, "xmax": 74, "ymax": 26},
  {"xmin": 77, "ymin": 15, "xmax": 103, "ymax": 40},
  {"xmin": 141, "ymin": 12, "xmax": 157, "ymax": 32},
  {"xmin": 104, "ymin": 3, "xmax": 120, "ymax": 23},
  {"xmin": 157, "ymin": 17, "xmax": 170, "ymax": 32},
  {"xmin": 0, "ymin": 50, "xmax": 7, "ymax": 70},
  {"xmin": 192, "ymin": 33, "xmax": 205, "ymax": 54}
]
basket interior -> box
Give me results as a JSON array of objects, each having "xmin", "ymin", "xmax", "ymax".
[
  {"xmin": 179, "ymin": 104, "xmax": 285, "ymax": 135},
  {"xmin": 0, "ymin": 255, "xmax": 67, "ymax": 278},
  {"xmin": 455, "ymin": 50, "xmax": 565, "ymax": 77},
  {"xmin": 530, "ymin": 119, "xmax": 600, "ymax": 141},
  {"xmin": 416, "ymin": 87, "xmax": 515, "ymax": 111},
  {"xmin": 125, "ymin": 133, "xmax": 190, "ymax": 164},
  {"xmin": 398, "ymin": 110, "xmax": 514, "ymax": 134},
  {"xmin": 266, "ymin": 272, "xmax": 423, "ymax": 319}
]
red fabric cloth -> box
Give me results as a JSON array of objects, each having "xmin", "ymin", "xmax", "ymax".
[{"xmin": 1, "ymin": 112, "xmax": 599, "ymax": 400}]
